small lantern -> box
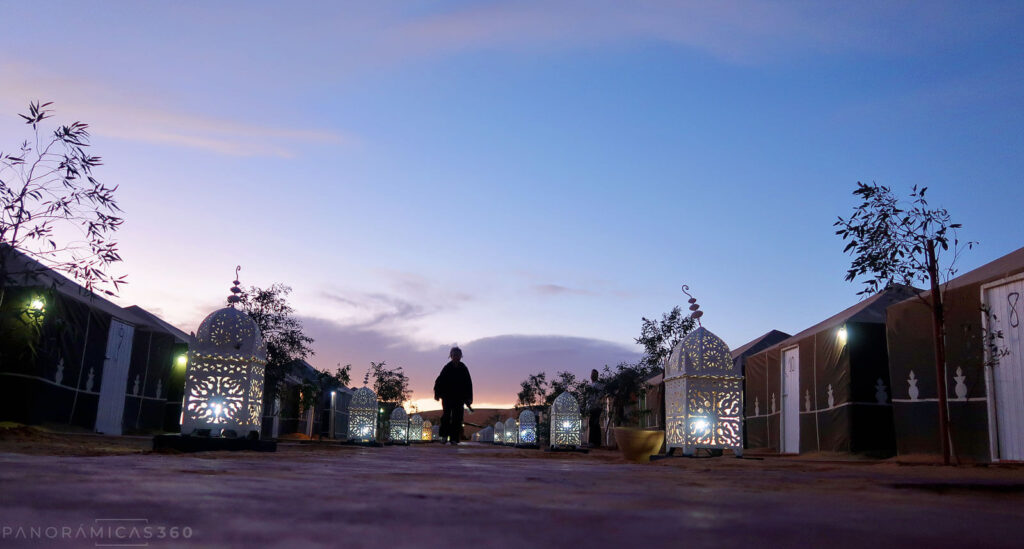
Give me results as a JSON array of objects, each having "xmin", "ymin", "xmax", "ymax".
[
  {"xmin": 664, "ymin": 326, "xmax": 743, "ymax": 456},
  {"xmin": 480, "ymin": 426, "xmax": 493, "ymax": 443},
  {"xmin": 431, "ymin": 424, "xmax": 439, "ymax": 440},
  {"xmin": 181, "ymin": 272, "xmax": 267, "ymax": 439},
  {"xmin": 408, "ymin": 414, "xmax": 424, "ymax": 443},
  {"xmin": 494, "ymin": 421, "xmax": 504, "ymax": 444},
  {"xmin": 422, "ymin": 420, "xmax": 433, "ymax": 441},
  {"xmin": 517, "ymin": 410, "xmax": 537, "ymax": 447},
  {"xmin": 549, "ymin": 392, "xmax": 581, "ymax": 449},
  {"xmin": 389, "ymin": 407, "xmax": 409, "ymax": 443},
  {"xmin": 347, "ymin": 387, "xmax": 378, "ymax": 443},
  {"xmin": 504, "ymin": 418, "xmax": 518, "ymax": 446}
]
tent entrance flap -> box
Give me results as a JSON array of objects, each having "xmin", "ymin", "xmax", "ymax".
[
  {"xmin": 95, "ymin": 319, "xmax": 134, "ymax": 435},
  {"xmin": 782, "ymin": 346, "xmax": 800, "ymax": 453},
  {"xmin": 983, "ymin": 276, "xmax": 1024, "ymax": 461}
]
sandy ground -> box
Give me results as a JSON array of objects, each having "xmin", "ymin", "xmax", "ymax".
[{"xmin": 1, "ymin": 428, "xmax": 1024, "ymax": 548}]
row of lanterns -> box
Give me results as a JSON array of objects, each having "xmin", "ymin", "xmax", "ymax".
[{"xmin": 180, "ymin": 275, "xmax": 742, "ymax": 457}]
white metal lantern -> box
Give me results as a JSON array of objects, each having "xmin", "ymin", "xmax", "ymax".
[
  {"xmin": 518, "ymin": 410, "xmax": 537, "ymax": 446},
  {"xmin": 431, "ymin": 424, "xmax": 440, "ymax": 440},
  {"xmin": 409, "ymin": 414, "xmax": 424, "ymax": 443},
  {"xmin": 389, "ymin": 407, "xmax": 409, "ymax": 443},
  {"xmin": 504, "ymin": 417, "xmax": 518, "ymax": 446},
  {"xmin": 494, "ymin": 421, "xmax": 504, "ymax": 444},
  {"xmin": 422, "ymin": 420, "xmax": 433, "ymax": 441},
  {"xmin": 480, "ymin": 426, "xmax": 493, "ymax": 443},
  {"xmin": 181, "ymin": 277, "xmax": 267, "ymax": 439},
  {"xmin": 550, "ymin": 392, "xmax": 581, "ymax": 449},
  {"xmin": 347, "ymin": 387, "xmax": 377, "ymax": 442},
  {"xmin": 664, "ymin": 326, "xmax": 743, "ymax": 456}
]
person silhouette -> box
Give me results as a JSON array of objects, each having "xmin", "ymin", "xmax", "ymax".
[{"xmin": 433, "ymin": 347, "xmax": 473, "ymax": 445}]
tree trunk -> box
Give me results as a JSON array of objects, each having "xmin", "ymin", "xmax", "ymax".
[{"xmin": 926, "ymin": 240, "xmax": 952, "ymax": 465}]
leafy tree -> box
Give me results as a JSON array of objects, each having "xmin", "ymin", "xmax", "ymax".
[
  {"xmin": 237, "ymin": 283, "xmax": 315, "ymax": 402},
  {"xmin": 635, "ymin": 306, "xmax": 695, "ymax": 371},
  {"xmin": 367, "ymin": 360, "xmax": 411, "ymax": 405},
  {"xmin": 545, "ymin": 370, "xmax": 586, "ymax": 408},
  {"xmin": 835, "ymin": 182, "xmax": 973, "ymax": 465},
  {"xmin": 515, "ymin": 371, "xmax": 548, "ymax": 409},
  {"xmin": 298, "ymin": 363, "xmax": 352, "ymax": 413},
  {"xmin": 0, "ymin": 101, "xmax": 124, "ymax": 309},
  {"xmin": 599, "ymin": 362, "xmax": 653, "ymax": 427}
]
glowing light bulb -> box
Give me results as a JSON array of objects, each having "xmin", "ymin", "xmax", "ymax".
[
  {"xmin": 28, "ymin": 298, "xmax": 45, "ymax": 311},
  {"xmin": 175, "ymin": 355, "xmax": 187, "ymax": 368},
  {"xmin": 562, "ymin": 421, "xmax": 571, "ymax": 429},
  {"xmin": 837, "ymin": 326, "xmax": 848, "ymax": 344}
]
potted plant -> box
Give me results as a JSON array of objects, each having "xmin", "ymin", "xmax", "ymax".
[{"xmin": 601, "ymin": 363, "xmax": 664, "ymax": 463}]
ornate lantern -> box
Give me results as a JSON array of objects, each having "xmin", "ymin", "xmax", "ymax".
[
  {"xmin": 346, "ymin": 387, "xmax": 377, "ymax": 443},
  {"xmin": 181, "ymin": 271, "xmax": 267, "ymax": 439},
  {"xmin": 664, "ymin": 286, "xmax": 743, "ymax": 456},
  {"xmin": 480, "ymin": 425, "xmax": 493, "ymax": 443},
  {"xmin": 422, "ymin": 420, "xmax": 433, "ymax": 441},
  {"xmin": 504, "ymin": 417, "xmax": 518, "ymax": 446},
  {"xmin": 517, "ymin": 410, "xmax": 537, "ymax": 447},
  {"xmin": 549, "ymin": 392, "xmax": 581, "ymax": 449},
  {"xmin": 494, "ymin": 421, "xmax": 504, "ymax": 444},
  {"xmin": 409, "ymin": 414, "xmax": 424, "ymax": 443},
  {"xmin": 389, "ymin": 407, "xmax": 409, "ymax": 443}
]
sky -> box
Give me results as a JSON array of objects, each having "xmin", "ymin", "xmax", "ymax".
[{"xmin": 2, "ymin": 1, "xmax": 1023, "ymax": 411}]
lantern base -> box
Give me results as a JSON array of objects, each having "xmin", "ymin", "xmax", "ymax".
[
  {"xmin": 515, "ymin": 443, "xmax": 540, "ymax": 449},
  {"xmin": 153, "ymin": 434, "xmax": 277, "ymax": 453},
  {"xmin": 545, "ymin": 446, "xmax": 589, "ymax": 453}
]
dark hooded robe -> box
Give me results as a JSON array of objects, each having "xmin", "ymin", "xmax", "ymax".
[{"xmin": 434, "ymin": 360, "xmax": 473, "ymax": 443}]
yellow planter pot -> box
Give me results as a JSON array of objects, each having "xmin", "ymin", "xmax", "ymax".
[{"xmin": 613, "ymin": 427, "xmax": 665, "ymax": 463}]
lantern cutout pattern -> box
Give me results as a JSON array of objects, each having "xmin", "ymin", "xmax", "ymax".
[
  {"xmin": 347, "ymin": 387, "xmax": 377, "ymax": 442},
  {"xmin": 664, "ymin": 326, "xmax": 743, "ymax": 456},
  {"xmin": 389, "ymin": 407, "xmax": 409, "ymax": 443},
  {"xmin": 494, "ymin": 421, "xmax": 505, "ymax": 444},
  {"xmin": 408, "ymin": 414, "xmax": 424, "ymax": 443},
  {"xmin": 517, "ymin": 410, "xmax": 537, "ymax": 447},
  {"xmin": 422, "ymin": 420, "xmax": 433, "ymax": 441},
  {"xmin": 504, "ymin": 418, "xmax": 518, "ymax": 446},
  {"xmin": 550, "ymin": 392, "xmax": 582, "ymax": 449},
  {"xmin": 182, "ymin": 272, "xmax": 267, "ymax": 438}
]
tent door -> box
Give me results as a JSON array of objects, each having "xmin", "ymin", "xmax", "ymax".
[
  {"xmin": 781, "ymin": 346, "xmax": 800, "ymax": 453},
  {"xmin": 984, "ymin": 276, "xmax": 1024, "ymax": 461},
  {"xmin": 95, "ymin": 319, "xmax": 135, "ymax": 435}
]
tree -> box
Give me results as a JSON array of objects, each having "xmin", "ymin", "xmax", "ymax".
[
  {"xmin": 515, "ymin": 371, "xmax": 548, "ymax": 409},
  {"xmin": 635, "ymin": 306, "xmax": 695, "ymax": 371},
  {"xmin": 367, "ymin": 360, "xmax": 411, "ymax": 405},
  {"xmin": 545, "ymin": 370, "xmax": 586, "ymax": 408},
  {"xmin": 835, "ymin": 182, "xmax": 972, "ymax": 465},
  {"xmin": 598, "ymin": 362, "xmax": 652, "ymax": 427},
  {"xmin": 298, "ymin": 363, "xmax": 352, "ymax": 413},
  {"xmin": 237, "ymin": 283, "xmax": 315, "ymax": 402},
  {"xmin": 0, "ymin": 101, "xmax": 124, "ymax": 309}
]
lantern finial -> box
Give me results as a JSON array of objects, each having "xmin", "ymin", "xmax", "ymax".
[
  {"xmin": 681, "ymin": 284, "xmax": 703, "ymax": 327},
  {"xmin": 228, "ymin": 265, "xmax": 243, "ymax": 306}
]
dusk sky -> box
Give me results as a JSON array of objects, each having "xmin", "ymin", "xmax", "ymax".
[{"xmin": 2, "ymin": 2, "xmax": 1022, "ymax": 410}]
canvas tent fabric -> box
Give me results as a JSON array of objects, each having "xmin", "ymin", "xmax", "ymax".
[
  {"xmin": 731, "ymin": 330, "xmax": 790, "ymax": 448},
  {"xmin": 743, "ymin": 286, "xmax": 917, "ymax": 455},
  {"xmin": 886, "ymin": 246, "xmax": 1024, "ymax": 462},
  {"xmin": 0, "ymin": 247, "xmax": 182, "ymax": 433}
]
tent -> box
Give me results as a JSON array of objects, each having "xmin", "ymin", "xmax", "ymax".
[
  {"xmin": 744, "ymin": 285, "xmax": 917, "ymax": 455},
  {"xmin": 731, "ymin": 330, "xmax": 790, "ymax": 447},
  {"xmin": 886, "ymin": 246, "xmax": 1024, "ymax": 462},
  {"xmin": 0, "ymin": 247, "xmax": 184, "ymax": 434}
]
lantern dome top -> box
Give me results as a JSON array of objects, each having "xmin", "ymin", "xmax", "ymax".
[
  {"xmin": 194, "ymin": 306, "xmax": 266, "ymax": 361},
  {"xmin": 665, "ymin": 326, "xmax": 735, "ymax": 379}
]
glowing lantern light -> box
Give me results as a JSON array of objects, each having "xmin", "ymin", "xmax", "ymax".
[
  {"xmin": 837, "ymin": 325, "xmax": 848, "ymax": 345},
  {"xmin": 422, "ymin": 420, "xmax": 433, "ymax": 441},
  {"xmin": 409, "ymin": 414, "xmax": 424, "ymax": 443},
  {"xmin": 517, "ymin": 410, "xmax": 537, "ymax": 447},
  {"xmin": 389, "ymin": 407, "xmax": 409, "ymax": 444},
  {"xmin": 175, "ymin": 354, "xmax": 188, "ymax": 368},
  {"xmin": 494, "ymin": 421, "xmax": 504, "ymax": 444},
  {"xmin": 28, "ymin": 297, "xmax": 45, "ymax": 312},
  {"xmin": 347, "ymin": 387, "xmax": 378, "ymax": 443},
  {"xmin": 664, "ymin": 325, "xmax": 743, "ymax": 456},
  {"xmin": 431, "ymin": 424, "xmax": 439, "ymax": 440},
  {"xmin": 504, "ymin": 418, "xmax": 518, "ymax": 446},
  {"xmin": 549, "ymin": 392, "xmax": 581, "ymax": 449},
  {"xmin": 181, "ymin": 272, "xmax": 267, "ymax": 439}
]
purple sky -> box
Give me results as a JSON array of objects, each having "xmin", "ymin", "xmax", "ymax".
[{"xmin": 2, "ymin": 2, "xmax": 1023, "ymax": 410}]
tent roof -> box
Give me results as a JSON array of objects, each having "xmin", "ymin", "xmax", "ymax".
[
  {"xmin": 1, "ymin": 245, "xmax": 156, "ymax": 329},
  {"xmin": 921, "ymin": 246, "xmax": 1024, "ymax": 296},
  {"xmin": 730, "ymin": 329, "xmax": 791, "ymax": 360},
  {"xmin": 124, "ymin": 305, "xmax": 191, "ymax": 344},
  {"xmin": 764, "ymin": 285, "xmax": 919, "ymax": 352}
]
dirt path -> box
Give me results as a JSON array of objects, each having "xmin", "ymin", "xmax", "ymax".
[{"xmin": 1, "ymin": 432, "xmax": 1023, "ymax": 548}]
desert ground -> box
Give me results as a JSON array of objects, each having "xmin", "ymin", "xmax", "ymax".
[{"xmin": 1, "ymin": 426, "xmax": 1023, "ymax": 548}]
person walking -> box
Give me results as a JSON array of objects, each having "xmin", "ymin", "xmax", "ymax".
[
  {"xmin": 433, "ymin": 347, "xmax": 473, "ymax": 445},
  {"xmin": 587, "ymin": 369, "xmax": 605, "ymax": 448}
]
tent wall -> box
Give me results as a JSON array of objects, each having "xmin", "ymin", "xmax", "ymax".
[{"xmin": 886, "ymin": 250, "xmax": 1024, "ymax": 462}]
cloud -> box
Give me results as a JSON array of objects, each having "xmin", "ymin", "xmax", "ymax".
[
  {"xmin": 0, "ymin": 61, "xmax": 355, "ymax": 158},
  {"xmin": 300, "ymin": 315, "xmax": 640, "ymax": 408},
  {"xmin": 532, "ymin": 283, "xmax": 595, "ymax": 296}
]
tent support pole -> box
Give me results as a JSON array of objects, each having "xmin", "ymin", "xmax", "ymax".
[{"xmin": 68, "ymin": 312, "xmax": 92, "ymax": 425}]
